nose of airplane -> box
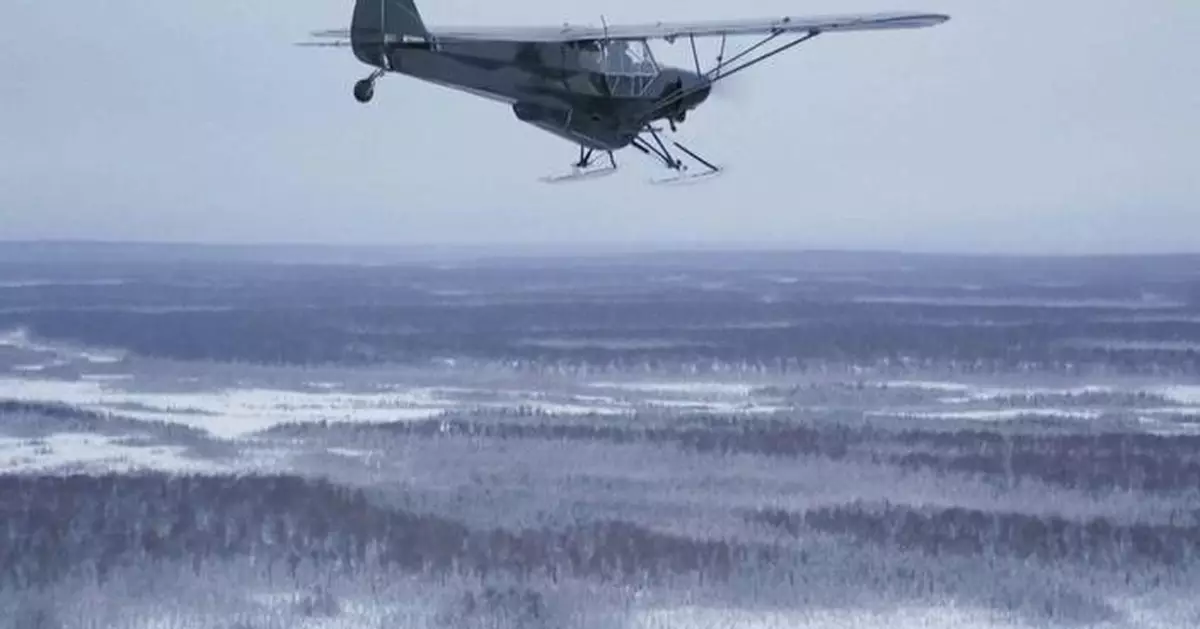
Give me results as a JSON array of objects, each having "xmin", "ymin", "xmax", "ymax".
[
  {"xmin": 654, "ymin": 69, "xmax": 713, "ymax": 126},
  {"xmin": 683, "ymin": 73, "xmax": 713, "ymax": 109}
]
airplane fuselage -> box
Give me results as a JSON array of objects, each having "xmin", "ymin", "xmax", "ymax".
[{"xmin": 356, "ymin": 38, "xmax": 711, "ymax": 151}]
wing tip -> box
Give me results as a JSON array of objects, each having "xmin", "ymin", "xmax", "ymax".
[{"xmin": 875, "ymin": 12, "xmax": 951, "ymax": 29}]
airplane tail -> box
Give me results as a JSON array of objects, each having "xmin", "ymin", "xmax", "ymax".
[{"xmin": 351, "ymin": 0, "xmax": 432, "ymax": 65}]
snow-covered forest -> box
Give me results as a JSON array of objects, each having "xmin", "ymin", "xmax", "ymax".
[{"xmin": 2, "ymin": 246, "xmax": 1199, "ymax": 628}]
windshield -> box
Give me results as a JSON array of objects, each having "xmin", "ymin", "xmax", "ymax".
[
  {"xmin": 575, "ymin": 39, "xmax": 659, "ymax": 96},
  {"xmin": 577, "ymin": 39, "xmax": 659, "ymax": 77}
]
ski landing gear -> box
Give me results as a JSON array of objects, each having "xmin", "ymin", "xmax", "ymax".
[
  {"xmin": 538, "ymin": 132, "xmax": 721, "ymax": 185},
  {"xmin": 539, "ymin": 146, "xmax": 619, "ymax": 184},
  {"xmin": 631, "ymin": 126, "xmax": 723, "ymax": 185}
]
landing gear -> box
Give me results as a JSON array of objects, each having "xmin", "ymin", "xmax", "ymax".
[
  {"xmin": 536, "ymin": 132, "xmax": 721, "ymax": 185},
  {"xmin": 353, "ymin": 79, "xmax": 374, "ymax": 103},
  {"xmin": 539, "ymin": 146, "xmax": 619, "ymax": 184},
  {"xmin": 353, "ymin": 69, "xmax": 386, "ymax": 104},
  {"xmin": 631, "ymin": 126, "xmax": 722, "ymax": 185},
  {"xmin": 668, "ymin": 112, "xmax": 686, "ymax": 133}
]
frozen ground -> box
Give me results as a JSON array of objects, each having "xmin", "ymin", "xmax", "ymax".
[
  {"xmin": 2, "ymin": 245, "xmax": 1200, "ymax": 628},
  {"xmin": 0, "ymin": 432, "xmax": 221, "ymax": 474}
]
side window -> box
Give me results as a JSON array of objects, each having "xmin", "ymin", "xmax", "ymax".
[
  {"xmin": 600, "ymin": 40, "xmax": 659, "ymax": 95},
  {"xmin": 572, "ymin": 41, "xmax": 607, "ymax": 73}
]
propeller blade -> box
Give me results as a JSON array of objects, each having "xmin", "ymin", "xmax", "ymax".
[{"xmin": 708, "ymin": 70, "xmax": 750, "ymax": 103}]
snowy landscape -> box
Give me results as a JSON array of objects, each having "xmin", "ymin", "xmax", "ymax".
[{"xmin": 2, "ymin": 244, "xmax": 1199, "ymax": 628}]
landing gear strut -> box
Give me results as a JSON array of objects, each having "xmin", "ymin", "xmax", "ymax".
[
  {"xmin": 354, "ymin": 68, "xmax": 386, "ymax": 104},
  {"xmin": 668, "ymin": 112, "xmax": 686, "ymax": 133},
  {"xmin": 631, "ymin": 126, "xmax": 721, "ymax": 185},
  {"xmin": 574, "ymin": 146, "xmax": 610, "ymax": 169}
]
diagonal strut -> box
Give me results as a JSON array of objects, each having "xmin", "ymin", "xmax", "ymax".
[{"xmin": 645, "ymin": 30, "xmax": 821, "ymax": 125}]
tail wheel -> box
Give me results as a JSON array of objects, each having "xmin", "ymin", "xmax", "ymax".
[{"xmin": 353, "ymin": 79, "xmax": 375, "ymax": 103}]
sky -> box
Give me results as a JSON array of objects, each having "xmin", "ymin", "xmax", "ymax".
[{"xmin": 1, "ymin": 0, "xmax": 1197, "ymax": 254}]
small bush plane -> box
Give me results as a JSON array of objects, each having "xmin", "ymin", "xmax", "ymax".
[{"xmin": 301, "ymin": 0, "xmax": 948, "ymax": 184}]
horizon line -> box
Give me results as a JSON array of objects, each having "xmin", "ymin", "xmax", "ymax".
[{"xmin": 0, "ymin": 238, "xmax": 1198, "ymax": 259}]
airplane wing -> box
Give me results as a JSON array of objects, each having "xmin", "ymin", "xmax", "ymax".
[
  {"xmin": 303, "ymin": 12, "xmax": 947, "ymax": 45},
  {"xmin": 430, "ymin": 12, "xmax": 948, "ymax": 43}
]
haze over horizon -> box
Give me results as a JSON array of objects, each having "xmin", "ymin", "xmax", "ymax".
[
  {"xmin": 3, "ymin": 0, "xmax": 1197, "ymax": 254},
  {"xmin": 5, "ymin": 240, "xmax": 1200, "ymax": 267}
]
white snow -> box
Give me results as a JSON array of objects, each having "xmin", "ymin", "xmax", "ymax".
[
  {"xmin": 1135, "ymin": 416, "xmax": 1200, "ymax": 436},
  {"xmin": 964, "ymin": 385, "xmax": 1116, "ymax": 400},
  {"xmin": 0, "ymin": 371, "xmax": 790, "ymax": 446},
  {"xmin": 1154, "ymin": 385, "xmax": 1200, "ymax": 405},
  {"xmin": 0, "ymin": 278, "xmax": 127, "ymax": 289},
  {"xmin": 511, "ymin": 401, "xmax": 632, "ymax": 416},
  {"xmin": 0, "ymin": 327, "xmax": 127, "ymax": 368},
  {"xmin": 1066, "ymin": 339, "xmax": 1200, "ymax": 352},
  {"xmin": 882, "ymin": 381, "xmax": 1120, "ymax": 400},
  {"xmin": 0, "ymin": 327, "xmax": 57, "ymax": 353},
  {"xmin": 631, "ymin": 605, "xmax": 1027, "ymax": 629},
  {"xmin": 78, "ymin": 350, "xmax": 126, "ymax": 364},
  {"xmin": 589, "ymin": 381, "xmax": 758, "ymax": 396},
  {"xmin": 870, "ymin": 408, "xmax": 1104, "ymax": 422},
  {"xmin": 640, "ymin": 398, "xmax": 786, "ymax": 414},
  {"xmin": 1137, "ymin": 406, "xmax": 1200, "ymax": 417},
  {"xmin": 0, "ymin": 377, "xmax": 449, "ymax": 438},
  {"xmin": 882, "ymin": 380, "xmax": 975, "ymax": 393},
  {"xmin": 11, "ymin": 360, "xmax": 68, "ymax": 372},
  {"xmin": 516, "ymin": 337, "xmax": 711, "ymax": 350},
  {"xmin": 326, "ymin": 447, "xmax": 372, "ymax": 458},
  {"xmin": 0, "ymin": 433, "xmax": 228, "ymax": 474}
]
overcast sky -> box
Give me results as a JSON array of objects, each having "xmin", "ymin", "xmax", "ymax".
[{"xmin": 2, "ymin": 0, "xmax": 1197, "ymax": 253}]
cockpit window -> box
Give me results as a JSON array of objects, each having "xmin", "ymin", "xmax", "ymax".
[
  {"xmin": 577, "ymin": 40, "xmax": 659, "ymax": 77},
  {"xmin": 608, "ymin": 41, "xmax": 659, "ymax": 76},
  {"xmin": 576, "ymin": 39, "xmax": 660, "ymax": 96}
]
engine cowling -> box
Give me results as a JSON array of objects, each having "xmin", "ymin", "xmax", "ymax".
[
  {"xmin": 651, "ymin": 70, "xmax": 713, "ymax": 126},
  {"xmin": 659, "ymin": 76, "xmax": 687, "ymax": 123}
]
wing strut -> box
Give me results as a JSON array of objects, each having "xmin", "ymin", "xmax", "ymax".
[
  {"xmin": 648, "ymin": 29, "xmax": 822, "ymax": 123},
  {"xmin": 715, "ymin": 34, "xmax": 727, "ymax": 78},
  {"xmin": 707, "ymin": 29, "xmax": 821, "ymax": 84}
]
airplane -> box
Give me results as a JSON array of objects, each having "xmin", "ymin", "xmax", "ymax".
[{"xmin": 300, "ymin": 0, "xmax": 949, "ymax": 184}]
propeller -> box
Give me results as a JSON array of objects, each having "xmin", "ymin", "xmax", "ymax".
[
  {"xmin": 652, "ymin": 68, "xmax": 747, "ymax": 131},
  {"xmin": 706, "ymin": 69, "xmax": 750, "ymax": 104}
]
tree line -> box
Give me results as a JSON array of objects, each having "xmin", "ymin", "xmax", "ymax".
[
  {"xmin": 268, "ymin": 413, "xmax": 1200, "ymax": 492},
  {"xmin": 753, "ymin": 501, "xmax": 1200, "ymax": 568},
  {"xmin": 0, "ymin": 473, "xmax": 760, "ymax": 591}
]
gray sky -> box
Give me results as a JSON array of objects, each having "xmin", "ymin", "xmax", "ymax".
[{"xmin": 2, "ymin": 0, "xmax": 1197, "ymax": 253}]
